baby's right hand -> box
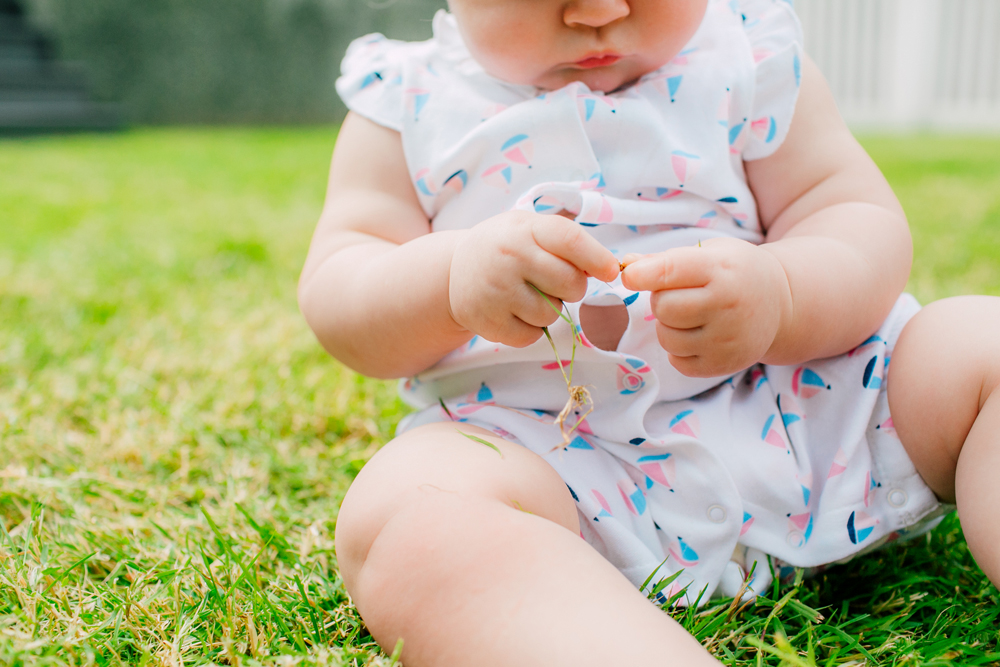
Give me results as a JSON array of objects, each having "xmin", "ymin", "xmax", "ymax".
[{"xmin": 449, "ymin": 211, "xmax": 620, "ymax": 348}]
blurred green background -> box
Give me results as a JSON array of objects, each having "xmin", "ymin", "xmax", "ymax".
[{"xmin": 22, "ymin": 0, "xmax": 447, "ymax": 123}]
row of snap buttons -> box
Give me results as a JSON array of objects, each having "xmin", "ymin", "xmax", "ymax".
[{"xmin": 888, "ymin": 489, "xmax": 908, "ymax": 507}]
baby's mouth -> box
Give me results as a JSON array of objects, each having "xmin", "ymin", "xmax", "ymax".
[{"xmin": 574, "ymin": 54, "xmax": 622, "ymax": 69}]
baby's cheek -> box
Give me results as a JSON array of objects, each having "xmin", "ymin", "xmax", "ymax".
[
  {"xmin": 462, "ymin": 24, "xmax": 549, "ymax": 86},
  {"xmin": 634, "ymin": 0, "xmax": 710, "ymax": 66}
]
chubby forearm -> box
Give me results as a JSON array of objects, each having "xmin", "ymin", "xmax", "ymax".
[
  {"xmin": 746, "ymin": 56, "xmax": 914, "ymax": 367},
  {"xmin": 760, "ymin": 201, "xmax": 912, "ymax": 366},
  {"xmin": 299, "ymin": 230, "xmax": 472, "ymax": 378}
]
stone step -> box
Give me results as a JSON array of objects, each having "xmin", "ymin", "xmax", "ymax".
[
  {"xmin": 0, "ymin": 24, "xmax": 36, "ymax": 45},
  {"xmin": 0, "ymin": 59, "xmax": 89, "ymax": 91},
  {"xmin": 0, "ymin": 40, "xmax": 38, "ymax": 60},
  {"xmin": 0, "ymin": 87, "xmax": 88, "ymax": 103},
  {"xmin": 0, "ymin": 14, "xmax": 36, "ymax": 37},
  {"xmin": 0, "ymin": 9, "xmax": 120, "ymax": 133},
  {"xmin": 0, "ymin": 99, "xmax": 121, "ymax": 132}
]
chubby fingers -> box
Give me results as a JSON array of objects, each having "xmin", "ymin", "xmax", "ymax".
[
  {"xmin": 511, "ymin": 254, "xmax": 586, "ymax": 333},
  {"xmin": 501, "ymin": 253, "xmax": 592, "ymax": 347},
  {"xmin": 532, "ymin": 215, "xmax": 621, "ymax": 283},
  {"xmin": 618, "ymin": 253, "xmax": 643, "ymax": 271},
  {"xmin": 526, "ymin": 251, "xmax": 590, "ymax": 305},
  {"xmin": 620, "ymin": 246, "xmax": 714, "ymax": 293},
  {"xmin": 649, "ymin": 288, "xmax": 713, "ymax": 330}
]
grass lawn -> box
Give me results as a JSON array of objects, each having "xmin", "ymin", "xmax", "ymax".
[{"xmin": 1, "ymin": 128, "xmax": 998, "ymax": 666}]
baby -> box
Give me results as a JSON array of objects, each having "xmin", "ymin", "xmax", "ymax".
[{"xmin": 299, "ymin": 0, "xmax": 1000, "ymax": 664}]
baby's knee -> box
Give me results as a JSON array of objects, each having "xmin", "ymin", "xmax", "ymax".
[
  {"xmin": 333, "ymin": 473, "xmax": 388, "ymax": 597},
  {"xmin": 334, "ymin": 422, "xmax": 578, "ymax": 595},
  {"xmin": 904, "ymin": 296, "xmax": 1000, "ymax": 340},
  {"xmin": 895, "ymin": 296, "xmax": 1000, "ymax": 385},
  {"xmin": 334, "ymin": 431, "xmax": 432, "ymax": 595},
  {"xmin": 336, "ymin": 476, "xmax": 488, "ymax": 651}
]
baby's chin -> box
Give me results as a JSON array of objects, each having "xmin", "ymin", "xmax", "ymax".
[
  {"xmin": 477, "ymin": 53, "xmax": 669, "ymax": 94},
  {"xmin": 533, "ymin": 61, "xmax": 665, "ymax": 94}
]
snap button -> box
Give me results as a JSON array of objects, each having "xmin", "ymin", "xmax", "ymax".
[
  {"xmin": 707, "ymin": 505, "xmax": 727, "ymax": 523},
  {"xmin": 888, "ymin": 489, "xmax": 908, "ymax": 507},
  {"xmin": 787, "ymin": 531, "xmax": 805, "ymax": 548}
]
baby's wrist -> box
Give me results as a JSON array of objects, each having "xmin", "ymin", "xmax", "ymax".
[
  {"xmin": 759, "ymin": 246, "xmax": 795, "ymax": 364},
  {"xmin": 443, "ymin": 230, "xmax": 476, "ymax": 333}
]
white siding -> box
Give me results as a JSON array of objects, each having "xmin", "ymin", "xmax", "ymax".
[{"xmin": 796, "ymin": 0, "xmax": 1000, "ymax": 130}]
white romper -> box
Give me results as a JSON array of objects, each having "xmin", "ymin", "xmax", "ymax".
[{"xmin": 337, "ymin": 0, "xmax": 946, "ymax": 603}]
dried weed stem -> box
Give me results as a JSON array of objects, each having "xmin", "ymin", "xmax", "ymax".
[{"xmin": 532, "ymin": 286, "xmax": 594, "ymax": 449}]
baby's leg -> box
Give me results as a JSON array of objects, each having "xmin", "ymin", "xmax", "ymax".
[
  {"xmin": 889, "ymin": 296, "xmax": 1000, "ymax": 583},
  {"xmin": 335, "ymin": 422, "xmax": 719, "ymax": 667}
]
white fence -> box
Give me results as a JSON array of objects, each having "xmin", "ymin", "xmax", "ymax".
[{"xmin": 796, "ymin": 0, "xmax": 1000, "ymax": 131}]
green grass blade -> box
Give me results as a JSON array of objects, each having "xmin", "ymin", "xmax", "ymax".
[
  {"xmin": 294, "ymin": 573, "xmax": 324, "ymax": 645},
  {"xmin": 439, "ymin": 396, "xmax": 456, "ymax": 421},
  {"xmin": 542, "ymin": 326, "xmax": 572, "ymax": 389},
  {"xmin": 388, "ymin": 637, "xmax": 405, "ymax": 666},
  {"xmin": 640, "ymin": 556, "xmax": 669, "ymax": 594},
  {"xmin": 528, "ymin": 282, "xmax": 573, "ymax": 324},
  {"xmin": 42, "ymin": 551, "xmax": 97, "ymax": 595},
  {"xmin": 825, "ymin": 625, "xmax": 876, "ymax": 663},
  {"xmin": 649, "ymin": 569, "xmax": 684, "ymax": 600},
  {"xmin": 457, "ymin": 430, "xmax": 503, "ymax": 457}
]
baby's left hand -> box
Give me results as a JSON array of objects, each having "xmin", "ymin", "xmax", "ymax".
[{"xmin": 621, "ymin": 238, "xmax": 791, "ymax": 378}]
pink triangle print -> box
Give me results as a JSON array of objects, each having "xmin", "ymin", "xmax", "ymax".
[{"xmin": 828, "ymin": 447, "xmax": 848, "ymax": 479}]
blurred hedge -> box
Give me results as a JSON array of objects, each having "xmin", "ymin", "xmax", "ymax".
[{"xmin": 24, "ymin": 0, "xmax": 447, "ymax": 124}]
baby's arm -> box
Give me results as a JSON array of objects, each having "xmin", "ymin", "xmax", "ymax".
[
  {"xmin": 299, "ymin": 113, "xmax": 618, "ymax": 378},
  {"xmin": 748, "ymin": 55, "xmax": 911, "ymax": 364},
  {"xmin": 623, "ymin": 56, "xmax": 911, "ymax": 377},
  {"xmin": 298, "ymin": 112, "xmax": 470, "ymax": 378}
]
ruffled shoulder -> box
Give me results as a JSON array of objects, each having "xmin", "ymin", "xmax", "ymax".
[
  {"xmin": 735, "ymin": 0, "xmax": 803, "ymax": 160},
  {"xmin": 336, "ymin": 33, "xmax": 413, "ymax": 132}
]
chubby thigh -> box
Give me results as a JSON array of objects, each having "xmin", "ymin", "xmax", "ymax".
[
  {"xmin": 886, "ymin": 295, "xmax": 1000, "ymax": 584},
  {"xmin": 334, "ymin": 423, "xmax": 579, "ymax": 660},
  {"xmin": 334, "ymin": 422, "xmax": 722, "ymax": 667},
  {"xmin": 335, "ymin": 422, "xmax": 580, "ymax": 592}
]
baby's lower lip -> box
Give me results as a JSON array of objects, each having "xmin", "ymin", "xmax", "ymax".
[{"xmin": 574, "ymin": 55, "xmax": 621, "ymax": 69}]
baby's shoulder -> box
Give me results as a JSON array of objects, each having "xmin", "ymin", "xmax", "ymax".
[
  {"xmin": 340, "ymin": 32, "xmax": 434, "ymax": 80},
  {"xmin": 336, "ymin": 33, "xmax": 436, "ymax": 131},
  {"xmin": 337, "ymin": 11, "xmax": 539, "ymax": 137},
  {"xmin": 729, "ymin": 0, "xmax": 802, "ymax": 56},
  {"xmin": 706, "ymin": 0, "xmax": 803, "ymax": 161}
]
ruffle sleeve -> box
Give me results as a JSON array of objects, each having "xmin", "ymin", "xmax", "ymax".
[
  {"xmin": 336, "ymin": 34, "xmax": 408, "ymax": 132},
  {"xmin": 738, "ymin": 0, "xmax": 803, "ymax": 161}
]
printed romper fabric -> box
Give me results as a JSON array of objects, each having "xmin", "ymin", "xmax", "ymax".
[{"xmin": 336, "ymin": 0, "xmax": 946, "ymax": 602}]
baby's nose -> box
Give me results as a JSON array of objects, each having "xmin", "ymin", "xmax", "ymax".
[{"xmin": 563, "ymin": 0, "xmax": 630, "ymax": 29}]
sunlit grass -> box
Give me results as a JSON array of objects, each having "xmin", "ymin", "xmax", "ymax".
[{"xmin": 0, "ymin": 129, "xmax": 998, "ymax": 665}]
